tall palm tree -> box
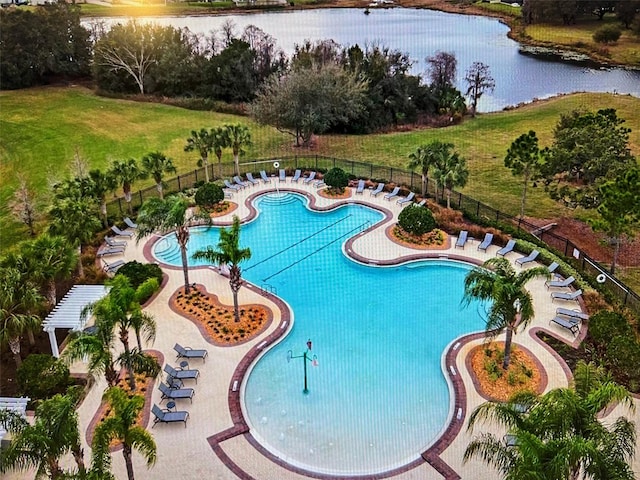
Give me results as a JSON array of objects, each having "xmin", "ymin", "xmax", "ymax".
[
  {"xmin": 0, "ymin": 266, "xmax": 44, "ymax": 368},
  {"xmin": 109, "ymin": 158, "xmax": 146, "ymax": 215},
  {"xmin": 136, "ymin": 195, "xmax": 200, "ymax": 294},
  {"xmin": 464, "ymin": 362, "xmax": 636, "ymax": 480},
  {"xmin": 407, "ymin": 140, "xmax": 449, "ymax": 197},
  {"xmin": 462, "ymin": 257, "xmax": 549, "ymax": 369},
  {"xmin": 87, "ymin": 169, "xmax": 118, "ymax": 228},
  {"xmin": 0, "ymin": 392, "xmax": 86, "ymax": 480},
  {"xmin": 211, "ymin": 126, "xmax": 227, "ymax": 179},
  {"xmin": 431, "ymin": 145, "xmax": 469, "ymax": 209},
  {"xmin": 140, "ymin": 151, "xmax": 177, "ymax": 200},
  {"xmin": 223, "ymin": 123, "xmax": 252, "ymax": 177},
  {"xmin": 20, "ymin": 233, "xmax": 77, "ymax": 306},
  {"xmin": 92, "ymin": 387, "xmax": 157, "ymax": 480},
  {"xmin": 192, "ymin": 215, "xmax": 251, "ymax": 322},
  {"xmin": 184, "ymin": 128, "xmax": 213, "ymax": 183}
]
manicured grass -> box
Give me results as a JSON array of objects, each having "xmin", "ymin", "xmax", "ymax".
[
  {"xmin": 1, "ymin": 86, "xmax": 639, "ymax": 253},
  {"xmin": 474, "ymin": 1, "xmax": 520, "ymax": 17}
]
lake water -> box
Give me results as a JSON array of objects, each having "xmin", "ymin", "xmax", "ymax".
[{"xmin": 85, "ymin": 8, "xmax": 640, "ymax": 111}]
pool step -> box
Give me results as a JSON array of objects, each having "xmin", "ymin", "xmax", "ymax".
[{"xmin": 258, "ymin": 193, "xmax": 299, "ymax": 206}]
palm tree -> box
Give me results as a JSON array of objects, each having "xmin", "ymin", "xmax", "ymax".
[
  {"xmin": 464, "ymin": 362, "xmax": 636, "ymax": 480},
  {"xmin": 20, "ymin": 233, "xmax": 77, "ymax": 306},
  {"xmin": 184, "ymin": 128, "xmax": 213, "ymax": 183},
  {"xmin": 0, "ymin": 266, "xmax": 44, "ymax": 368},
  {"xmin": 462, "ymin": 257, "xmax": 549, "ymax": 370},
  {"xmin": 129, "ymin": 307, "xmax": 156, "ymax": 351},
  {"xmin": 407, "ymin": 140, "xmax": 449, "ymax": 197},
  {"xmin": 0, "ymin": 392, "xmax": 86, "ymax": 479},
  {"xmin": 92, "ymin": 387, "xmax": 156, "ymax": 480},
  {"xmin": 87, "ymin": 169, "xmax": 118, "ymax": 228},
  {"xmin": 223, "ymin": 123, "xmax": 252, "ymax": 177},
  {"xmin": 192, "ymin": 215, "xmax": 251, "ymax": 322},
  {"xmin": 136, "ymin": 195, "xmax": 199, "ymax": 294},
  {"xmin": 431, "ymin": 145, "xmax": 469, "ymax": 209},
  {"xmin": 211, "ymin": 126, "xmax": 227, "ymax": 179},
  {"xmin": 140, "ymin": 151, "xmax": 177, "ymax": 200},
  {"xmin": 109, "ymin": 158, "xmax": 146, "ymax": 215}
]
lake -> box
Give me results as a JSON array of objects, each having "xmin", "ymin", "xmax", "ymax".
[{"xmin": 85, "ymin": 8, "xmax": 640, "ymax": 111}]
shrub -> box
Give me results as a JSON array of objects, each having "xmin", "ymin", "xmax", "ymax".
[
  {"xmin": 135, "ymin": 277, "xmax": 160, "ymax": 304},
  {"xmin": 17, "ymin": 354, "xmax": 72, "ymax": 400},
  {"xmin": 588, "ymin": 310, "xmax": 631, "ymax": 352},
  {"xmin": 398, "ymin": 205, "xmax": 437, "ymax": 235},
  {"xmin": 593, "ymin": 25, "xmax": 621, "ymax": 44},
  {"xmin": 117, "ymin": 261, "xmax": 163, "ymax": 290},
  {"xmin": 195, "ymin": 183, "xmax": 224, "ymax": 207},
  {"xmin": 323, "ymin": 167, "xmax": 349, "ymax": 193},
  {"xmin": 606, "ymin": 336, "xmax": 640, "ymax": 387}
]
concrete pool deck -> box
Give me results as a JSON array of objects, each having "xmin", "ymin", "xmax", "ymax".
[{"xmin": 13, "ymin": 179, "xmax": 639, "ymax": 480}]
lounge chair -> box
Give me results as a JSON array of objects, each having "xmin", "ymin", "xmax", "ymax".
[
  {"xmin": 105, "ymin": 237, "xmax": 127, "ymax": 248},
  {"xmin": 397, "ymin": 192, "xmax": 415, "ymax": 206},
  {"xmin": 515, "ymin": 250, "xmax": 539, "ymax": 266},
  {"xmin": 102, "ymin": 259, "xmax": 125, "ymax": 274},
  {"xmin": 545, "ymin": 276, "xmax": 575, "ymax": 289},
  {"xmin": 416, "ymin": 199, "xmax": 427, "ymax": 207},
  {"xmin": 548, "ymin": 261, "xmax": 560, "ymax": 275},
  {"xmin": 455, "ymin": 230, "xmax": 468, "ymax": 249},
  {"xmin": 151, "ymin": 404, "xmax": 189, "ymax": 428},
  {"xmin": 159, "ymin": 383, "xmax": 195, "ymax": 403},
  {"xmin": 370, "ymin": 183, "xmax": 385, "ymax": 197},
  {"xmin": 291, "ymin": 169, "xmax": 302, "ymax": 183},
  {"xmin": 550, "ymin": 316, "xmax": 580, "ymax": 336},
  {"xmin": 279, "ymin": 169, "xmax": 286, "ymax": 182},
  {"xmin": 164, "ymin": 364, "xmax": 200, "ymax": 384},
  {"xmin": 223, "ymin": 180, "xmax": 240, "ymax": 191},
  {"xmin": 384, "ymin": 186, "xmax": 400, "ymax": 201},
  {"xmin": 355, "ymin": 179, "xmax": 365, "ymax": 194},
  {"xmin": 477, "ymin": 233, "xmax": 494, "ymax": 252},
  {"xmin": 551, "ymin": 289, "xmax": 583, "ymax": 303},
  {"xmin": 313, "ymin": 179, "xmax": 326, "ymax": 188},
  {"xmin": 111, "ymin": 225, "xmax": 134, "ymax": 238},
  {"xmin": 504, "ymin": 434, "xmax": 519, "ymax": 447},
  {"xmin": 96, "ymin": 246, "xmax": 125, "ymax": 258},
  {"xmin": 233, "ymin": 176, "xmax": 249, "ymax": 189},
  {"xmin": 174, "ymin": 343, "xmax": 208, "ymax": 362},
  {"xmin": 303, "ymin": 171, "xmax": 317, "ymax": 184},
  {"xmin": 496, "ymin": 239, "xmax": 516, "ymax": 257},
  {"xmin": 556, "ymin": 307, "xmax": 589, "ymax": 321},
  {"xmin": 123, "ymin": 217, "xmax": 137, "ymax": 229},
  {"xmin": 259, "ymin": 170, "xmax": 271, "ymax": 183},
  {"xmin": 246, "ymin": 172, "xmax": 260, "ymax": 185}
]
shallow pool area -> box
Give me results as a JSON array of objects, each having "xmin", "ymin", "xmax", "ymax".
[{"xmin": 154, "ymin": 193, "xmax": 486, "ymax": 474}]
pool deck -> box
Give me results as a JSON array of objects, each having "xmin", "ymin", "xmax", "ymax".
[{"xmin": 14, "ymin": 179, "xmax": 640, "ymax": 480}]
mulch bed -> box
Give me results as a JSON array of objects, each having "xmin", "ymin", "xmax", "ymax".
[
  {"xmin": 209, "ymin": 201, "xmax": 237, "ymax": 218},
  {"xmin": 170, "ymin": 284, "xmax": 272, "ymax": 347},
  {"xmin": 387, "ymin": 225, "xmax": 451, "ymax": 250},
  {"xmin": 318, "ymin": 187, "xmax": 352, "ymax": 199}
]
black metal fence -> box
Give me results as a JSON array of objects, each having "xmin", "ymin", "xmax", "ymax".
[{"xmin": 106, "ymin": 154, "xmax": 639, "ymax": 313}]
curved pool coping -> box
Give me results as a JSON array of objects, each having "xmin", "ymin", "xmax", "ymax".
[{"xmin": 145, "ymin": 189, "xmax": 576, "ymax": 480}]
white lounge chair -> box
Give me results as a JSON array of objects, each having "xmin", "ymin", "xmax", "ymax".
[
  {"xmin": 550, "ymin": 316, "xmax": 580, "ymax": 336},
  {"xmin": 546, "ymin": 276, "xmax": 576, "ymax": 289},
  {"xmin": 370, "ymin": 183, "xmax": 385, "ymax": 197},
  {"xmin": 105, "ymin": 237, "xmax": 127, "ymax": 248},
  {"xmin": 233, "ymin": 176, "xmax": 249, "ymax": 189},
  {"xmin": 515, "ymin": 250, "xmax": 539, "ymax": 266},
  {"xmin": 224, "ymin": 179, "xmax": 240, "ymax": 191},
  {"xmin": 355, "ymin": 179, "xmax": 365, "ymax": 194},
  {"xmin": 556, "ymin": 307, "xmax": 589, "ymax": 321},
  {"xmin": 303, "ymin": 171, "xmax": 317, "ymax": 184},
  {"xmin": 397, "ymin": 192, "xmax": 415, "ymax": 206},
  {"xmin": 246, "ymin": 172, "xmax": 260, "ymax": 185},
  {"xmin": 111, "ymin": 225, "xmax": 134, "ymax": 238},
  {"xmin": 548, "ymin": 262, "xmax": 560, "ymax": 275},
  {"xmin": 291, "ymin": 169, "xmax": 301, "ymax": 183},
  {"xmin": 551, "ymin": 289, "xmax": 583, "ymax": 303},
  {"xmin": 124, "ymin": 217, "xmax": 137, "ymax": 229},
  {"xmin": 455, "ymin": 230, "xmax": 468, "ymax": 249},
  {"xmin": 279, "ymin": 169, "xmax": 286, "ymax": 182},
  {"xmin": 477, "ymin": 233, "xmax": 494, "ymax": 252},
  {"xmin": 384, "ymin": 186, "xmax": 400, "ymax": 201},
  {"xmin": 416, "ymin": 199, "xmax": 427, "ymax": 207},
  {"xmin": 496, "ymin": 239, "xmax": 516, "ymax": 257},
  {"xmin": 102, "ymin": 259, "xmax": 125, "ymax": 274},
  {"xmin": 260, "ymin": 170, "xmax": 271, "ymax": 183},
  {"xmin": 97, "ymin": 246, "xmax": 125, "ymax": 258}
]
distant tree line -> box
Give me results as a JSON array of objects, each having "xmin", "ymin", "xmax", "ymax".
[{"xmin": 522, "ymin": 0, "xmax": 640, "ymax": 27}]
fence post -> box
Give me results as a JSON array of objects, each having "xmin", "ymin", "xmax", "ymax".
[
  {"xmin": 390, "ymin": 168, "xmax": 393, "ymax": 183},
  {"xmin": 564, "ymin": 238, "xmax": 570, "ymax": 257},
  {"xmin": 517, "ymin": 217, "xmax": 522, "ymax": 231}
]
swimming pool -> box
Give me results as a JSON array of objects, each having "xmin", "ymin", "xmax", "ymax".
[{"xmin": 154, "ymin": 193, "xmax": 486, "ymax": 475}]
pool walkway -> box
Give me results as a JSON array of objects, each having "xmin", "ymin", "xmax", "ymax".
[{"xmin": 16, "ymin": 180, "xmax": 640, "ymax": 480}]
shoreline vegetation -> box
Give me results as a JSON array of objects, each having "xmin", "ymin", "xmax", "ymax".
[{"xmin": 77, "ymin": 0, "xmax": 640, "ymax": 68}]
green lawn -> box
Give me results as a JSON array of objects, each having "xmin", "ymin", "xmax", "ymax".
[{"xmin": 1, "ymin": 86, "xmax": 639, "ymax": 253}]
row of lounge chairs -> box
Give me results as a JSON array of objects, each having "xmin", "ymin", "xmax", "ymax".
[{"xmin": 152, "ymin": 344, "xmax": 209, "ymax": 428}]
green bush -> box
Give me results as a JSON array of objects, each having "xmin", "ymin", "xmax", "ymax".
[
  {"xmin": 117, "ymin": 261, "xmax": 163, "ymax": 290},
  {"xmin": 398, "ymin": 205, "xmax": 437, "ymax": 235},
  {"xmin": 135, "ymin": 277, "xmax": 160, "ymax": 304},
  {"xmin": 593, "ymin": 25, "xmax": 622, "ymax": 44},
  {"xmin": 323, "ymin": 167, "xmax": 349, "ymax": 192},
  {"xmin": 588, "ymin": 310, "xmax": 632, "ymax": 352},
  {"xmin": 195, "ymin": 183, "xmax": 224, "ymax": 207},
  {"xmin": 17, "ymin": 354, "xmax": 72, "ymax": 400},
  {"xmin": 606, "ymin": 336, "xmax": 640, "ymax": 387}
]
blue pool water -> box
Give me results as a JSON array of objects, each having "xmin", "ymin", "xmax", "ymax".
[{"xmin": 154, "ymin": 193, "xmax": 486, "ymax": 474}]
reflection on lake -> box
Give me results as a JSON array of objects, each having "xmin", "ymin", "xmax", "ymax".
[{"xmin": 86, "ymin": 8, "xmax": 640, "ymax": 111}]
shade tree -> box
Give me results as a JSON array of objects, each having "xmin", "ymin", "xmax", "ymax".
[
  {"xmin": 184, "ymin": 129, "xmax": 213, "ymax": 183},
  {"xmin": 504, "ymin": 130, "xmax": 546, "ymax": 219},
  {"xmin": 141, "ymin": 151, "xmax": 177, "ymax": 200}
]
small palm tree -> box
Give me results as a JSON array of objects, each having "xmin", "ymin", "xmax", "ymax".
[
  {"xmin": 223, "ymin": 123, "xmax": 252, "ymax": 177},
  {"xmin": 109, "ymin": 158, "xmax": 146, "ymax": 215},
  {"xmin": 0, "ymin": 392, "xmax": 86, "ymax": 479},
  {"xmin": 92, "ymin": 387, "xmax": 157, "ymax": 480},
  {"xmin": 140, "ymin": 151, "xmax": 177, "ymax": 200},
  {"xmin": 462, "ymin": 257, "xmax": 549, "ymax": 369},
  {"xmin": 87, "ymin": 169, "xmax": 118, "ymax": 228},
  {"xmin": 193, "ymin": 215, "xmax": 251, "ymax": 322},
  {"xmin": 211, "ymin": 125, "xmax": 227, "ymax": 179},
  {"xmin": 465, "ymin": 362, "xmax": 636, "ymax": 480},
  {"xmin": 407, "ymin": 140, "xmax": 448, "ymax": 197},
  {"xmin": 184, "ymin": 128, "xmax": 213, "ymax": 183},
  {"xmin": 431, "ymin": 144, "xmax": 469, "ymax": 209}
]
